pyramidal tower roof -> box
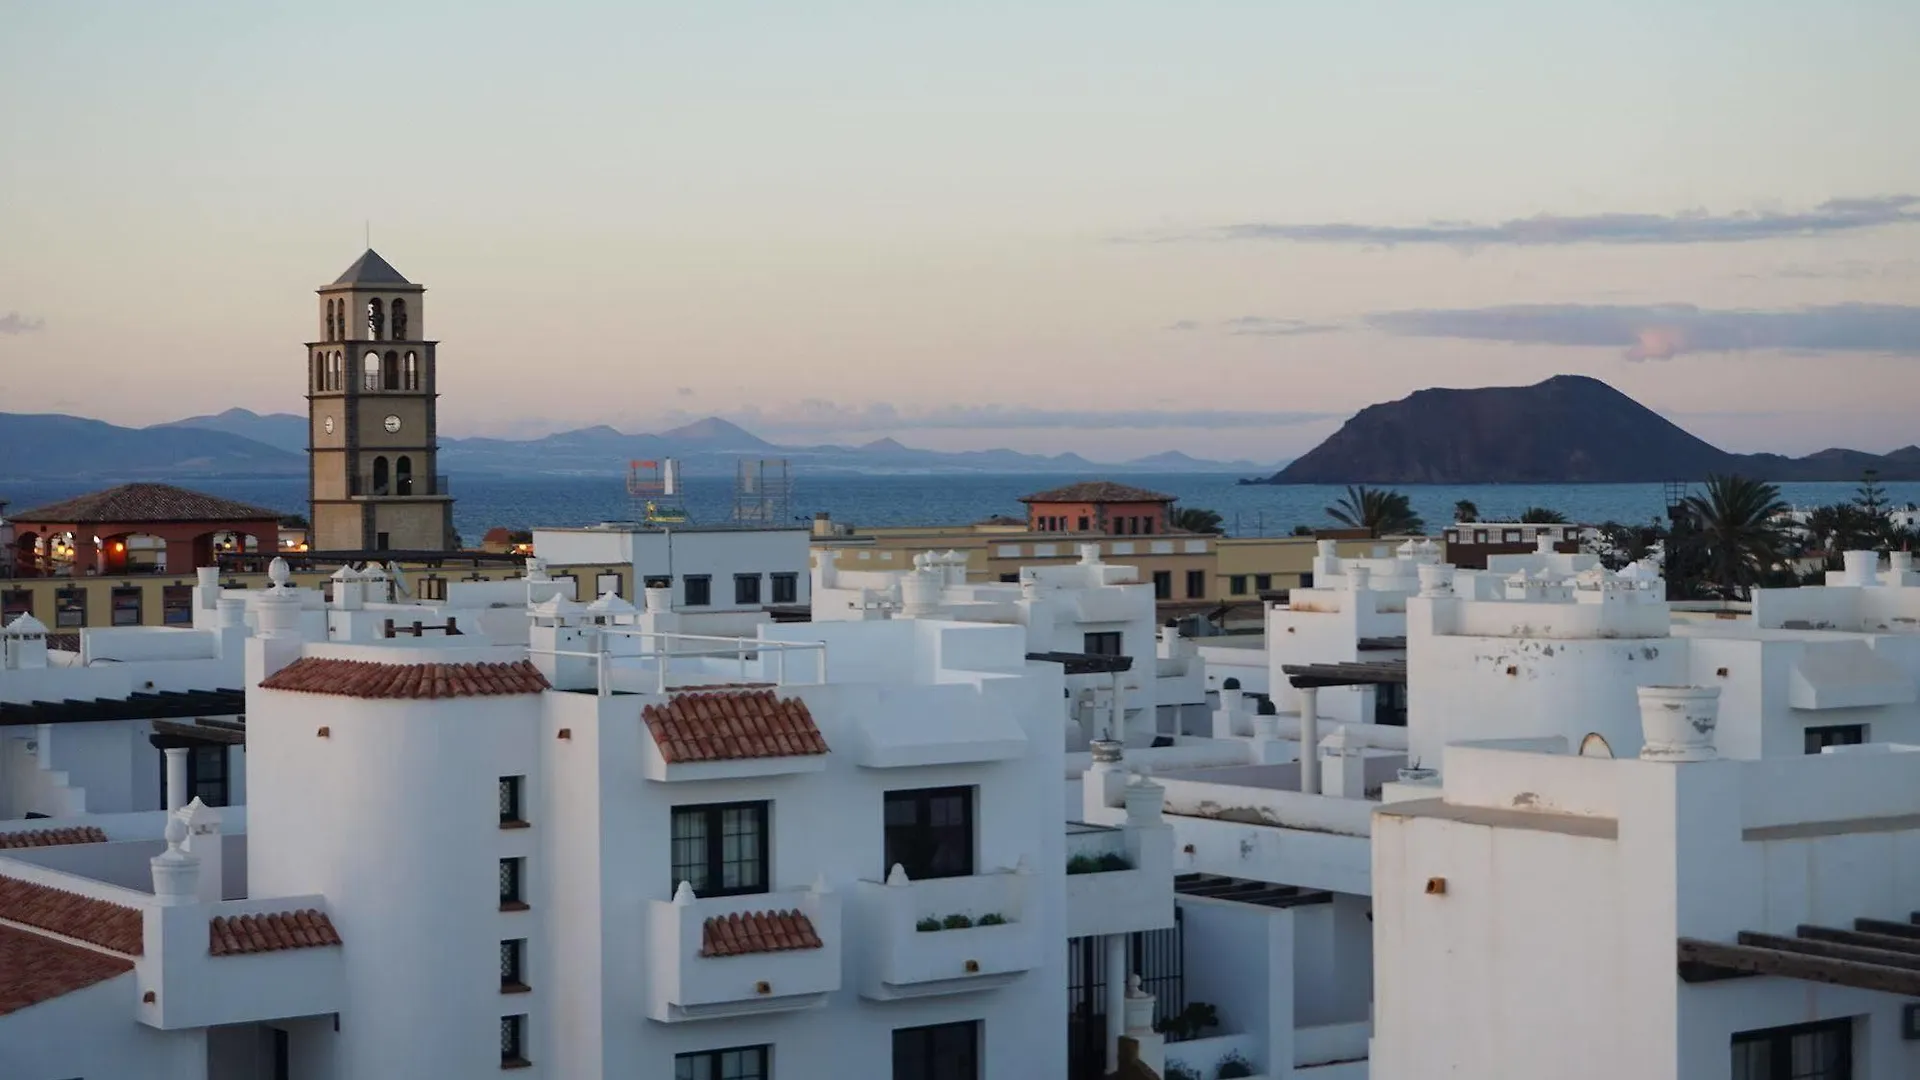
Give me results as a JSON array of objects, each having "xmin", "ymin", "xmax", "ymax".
[{"xmin": 330, "ymin": 249, "xmax": 412, "ymax": 287}]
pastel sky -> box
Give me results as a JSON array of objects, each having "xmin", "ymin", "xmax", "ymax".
[{"xmin": 3, "ymin": 0, "xmax": 1918, "ymax": 463}]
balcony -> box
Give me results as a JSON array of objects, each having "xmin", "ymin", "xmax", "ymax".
[
  {"xmin": 1065, "ymin": 821, "xmax": 1174, "ymax": 939},
  {"xmin": 852, "ymin": 865, "xmax": 1038, "ymax": 1000},
  {"xmin": 644, "ymin": 884, "xmax": 842, "ymax": 1022}
]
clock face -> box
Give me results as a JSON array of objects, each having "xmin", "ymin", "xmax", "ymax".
[
  {"xmin": 323, "ymin": 416, "xmax": 335, "ymax": 435},
  {"xmin": 383, "ymin": 415, "xmax": 402, "ymax": 434}
]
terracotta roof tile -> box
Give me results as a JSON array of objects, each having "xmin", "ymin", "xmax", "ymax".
[
  {"xmin": 0, "ymin": 924, "xmax": 134, "ymax": 1017},
  {"xmin": 259, "ymin": 658, "xmax": 550, "ymax": 700},
  {"xmin": 209, "ymin": 909, "xmax": 343, "ymax": 956},
  {"xmin": 700, "ymin": 909, "xmax": 823, "ymax": 957},
  {"xmin": 1018, "ymin": 480, "xmax": 1175, "ymax": 505},
  {"xmin": 0, "ymin": 827, "xmax": 108, "ymax": 850},
  {"xmin": 643, "ymin": 689, "xmax": 828, "ymax": 764},
  {"xmin": 0, "ymin": 876, "xmax": 143, "ymax": 955},
  {"xmin": 9, "ymin": 482, "xmax": 284, "ymax": 525}
]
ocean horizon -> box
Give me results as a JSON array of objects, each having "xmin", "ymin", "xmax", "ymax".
[{"xmin": 5, "ymin": 473, "xmax": 1918, "ymax": 547}]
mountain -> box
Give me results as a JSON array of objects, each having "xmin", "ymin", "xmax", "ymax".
[
  {"xmin": 1261, "ymin": 375, "xmax": 1920, "ymax": 484},
  {"xmin": 152, "ymin": 407, "xmax": 309, "ymax": 454},
  {"xmin": 1128, "ymin": 450, "xmax": 1267, "ymax": 472},
  {"xmin": 0, "ymin": 412, "xmax": 303, "ymax": 480}
]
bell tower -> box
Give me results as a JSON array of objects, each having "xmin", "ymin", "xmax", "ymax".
[{"xmin": 306, "ymin": 250, "xmax": 454, "ymax": 552}]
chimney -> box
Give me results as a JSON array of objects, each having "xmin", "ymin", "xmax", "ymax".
[
  {"xmin": 179, "ymin": 798, "xmax": 224, "ymax": 903},
  {"xmin": 1346, "ymin": 564, "xmax": 1372, "ymax": 593},
  {"xmin": 1843, "ymin": 550, "xmax": 1881, "ymax": 587},
  {"xmin": 814, "ymin": 548, "xmax": 839, "ymax": 589},
  {"xmin": 1417, "ymin": 563, "xmax": 1454, "ymax": 598},
  {"xmin": 1536, "ymin": 533, "xmax": 1556, "ymax": 555},
  {"xmin": 1079, "ymin": 543, "xmax": 1102, "ymax": 567},
  {"xmin": 1319, "ymin": 725, "xmax": 1367, "ymax": 799},
  {"xmin": 149, "ymin": 815, "xmax": 200, "ymax": 905},
  {"xmin": 1637, "ymin": 685, "xmax": 1720, "ymax": 762}
]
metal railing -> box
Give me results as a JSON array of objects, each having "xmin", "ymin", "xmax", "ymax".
[
  {"xmin": 526, "ymin": 628, "xmax": 829, "ymax": 696},
  {"xmin": 348, "ymin": 474, "xmax": 451, "ymax": 497}
]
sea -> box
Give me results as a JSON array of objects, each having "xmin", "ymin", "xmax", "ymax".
[{"xmin": 5, "ymin": 474, "xmax": 1918, "ymax": 545}]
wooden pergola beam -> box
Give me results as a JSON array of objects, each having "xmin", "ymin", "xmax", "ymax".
[
  {"xmin": 1739, "ymin": 930, "xmax": 1920, "ymax": 973},
  {"xmin": 1797, "ymin": 924, "xmax": 1920, "ymax": 957},
  {"xmin": 1678, "ymin": 938, "xmax": 1920, "ymax": 996}
]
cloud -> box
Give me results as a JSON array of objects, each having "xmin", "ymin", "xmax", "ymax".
[
  {"xmin": 1168, "ymin": 316, "xmax": 1344, "ymax": 336},
  {"xmin": 687, "ymin": 399, "xmax": 1335, "ymax": 437},
  {"xmin": 1363, "ymin": 303, "xmax": 1920, "ymax": 361},
  {"xmin": 1165, "ymin": 319, "xmax": 1201, "ymax": 331},
  {"xmin": 0, "ymin": 312, "xmax": 45, "ymax": 335},
  {"xmin": 675, "ymin": 386, "xmax": 696, "ymax": 397},
  {"xmin": 1156, "ymin": 195, "xmax": 1920, "ymax": 248}
]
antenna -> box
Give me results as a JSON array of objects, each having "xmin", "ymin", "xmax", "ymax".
[{"xmin": 364, "ymin": 220, "xmax": 371, "ymax": 249}]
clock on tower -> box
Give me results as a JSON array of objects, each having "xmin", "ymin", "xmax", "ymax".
[{"xmin": 305, "ymin": 250, "xmax": 455, "ymax": 552}]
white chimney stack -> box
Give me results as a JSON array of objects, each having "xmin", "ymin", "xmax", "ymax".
[
  {"xmin": 1416, "ymin": 563, "xmax": 1454, "ymax": 598},
  {"xmin": 1637, "ymin": 685, "xmax": 1720, "ymax": 762},
  {"xmin": 1843, "ymin": 550, "xmax": 1881, "ymax": 587},
  {"xmin": 1346, "ymin": 564, "xmax": 1372, "ymax": 593}
]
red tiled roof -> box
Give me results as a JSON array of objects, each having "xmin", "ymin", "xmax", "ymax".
[
  {"xmin": 209, "ymin": 910, "xmax": 343, "ymax": 956},
  {"xmin": 0, "ymin": 924, "xmax": 134, "ymax": 1017},
  {"xmin": 0, "ymin": 876, "xmax": 143, "ymax": 955},
  {"xmin": 1018, "ymin": 480, "xmax": 1175, "ymax": 505},
  {"xmin": 643, "ymin": 690, "xmax": 828, "ymax": 764},
  {"xmin": 9, "ymin": 482, "xmax": 284, "ymax": 525},
  {"xmin": 700, "ymin": 910, "xmax": 823, "ymax": 957},
  {"xmin": 259, "ymin": 658, "xmax": 551, "ymax": 699},
  {"xmin": 0, "ymin": 827, "xmax": 108, "ymax": 850},
  {"xmin": 482, "ymin": 527, "xmax": 512, "ymax": 543}
]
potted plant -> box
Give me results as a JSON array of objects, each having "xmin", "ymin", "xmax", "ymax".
[{"xmin": 1215, "ymin": 1049, "xmax": 1254, "ymax": 1078}]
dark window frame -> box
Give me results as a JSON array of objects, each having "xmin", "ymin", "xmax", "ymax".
[
  {"xmin": 684, "ymin": 575, "xmax": 712, "ymax": 607},
  {"xmin": 1, "ymin": 589, "xmax": 32, "ymax": 622},
  {"xmin": 671, "ymin": 800, "xmax": 770, "ymax": 898},
  {"xmin": 54, "ymin": 587, "xmax": 86, "ymax": 628},
  {"xmin": 1228, "ymin": 575, "xmax": 1248, "ymax": 596},
  {"xmin": 1731, "ymin": 1017, "xmax": 1851, "ymax": 1080},
  {"xmin": 883, "ymin": 786, "xmax": 975, "ymax": 881},
  {"xmin": 1186, "ymin": 569, "xmax": 1206, "ymax": 599},
  {"xmin": 1083, "ymin": 631, "xmax": 1123, "ymax": 657},
  {"xmin": 1253, "ymin": 573, "xmax": 1272, "ymax": 592},
  {"xmin": 893, "ymin": 1020, "xmax": 980, "ymax": 1080},
  {"xmin": 500, "ymin": 938, "xmax": 529, "ymax": 993},
  {"xmin": 675, "ymin": 1044, "xmax": 771, "ymax": 1080},
  {"xmin": 1806, "ymin": 724, "xmax": 1866, "ymax": 755},
  {"xmin": 161, "ymin": 584, "xmax": 195, "ymax": 626},
  {"xmin": 501, "ymin": 1013, "xmax": 529, "ymax": 1068},
  {"xmin": 770, "ymin": 572, "xmax": 798, "ymax": 605},
  {"xmin": 500, "ymin": 857, "xmax": 527, "ymax": 911},
  {"xmin": 110, "ymin": 586, "xmax": 143, "ymax": 627},
  {"xmin": 499, "ymin": 776, "xmax": 527, "ymax": 827},
  {"xmin": 734, "ymin": 573, "xmax": 762, "ymax": 605},
  {"xmin": 1151, "ymin": 571, "xmax": 1172, "ymax": 601}
]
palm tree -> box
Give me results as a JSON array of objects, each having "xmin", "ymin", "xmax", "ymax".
[
  {"xmin": 1680, "ymin": 474, "xmax": 1790, "ymax": 600},
  {"xmin": 1326, "ymin": 485, "xmax": 1425, "ymax": 537},
  {"xmin": 1453, "ymin": 500, "xmax": 1479, "ymax": 523},
  {"xmin": 1519, "ymin": 506, "xmax": 1568, "ymax": 524},
  {"xmin": 1169, "ymin": 506, "xmax": 1224, "ymax": 535}
]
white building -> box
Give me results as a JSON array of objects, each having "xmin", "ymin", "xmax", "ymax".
[
  {"xmin": 1375, "ymin": 685, "xmax": 1920, "ymax": 1080},
  {"xmin": 532, "ymin": 523, "xmax": 812, "ymax": 634}
]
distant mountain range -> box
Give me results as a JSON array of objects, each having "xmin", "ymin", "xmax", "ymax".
[
  {"xmin": 0, "ymin": 408, "xmax": 1270, "ymax": 481},
  {"xmin": 1259, "ymin": 375, "xmax": 1920, "ymax": 484}
]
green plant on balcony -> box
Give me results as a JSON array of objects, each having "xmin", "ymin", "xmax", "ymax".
[
  {"xmin": 1215, "ymin": 1049, "xmax": 1254, "ymax": 1078},
  {"xmin": 976, "ymin": 912, "xmax": 1007, "ymax": 926},
  {"xmin": 915, "ymin": 917, "xmax": 942, "ymax": 932},
  {"xmin": 1164, "ymin": 1063, "xmax": 1200, "ymax": 1080},
  {"xmin": 1067, "ymin": 851, "xmax": 1134, "ymax": 874},
  {"xmin": 941, "ymin": 913, "xmax": 974, "ymax": 930},
  {"xmin": 1155, "ymin": 1001, "xmax": 1220, "ymax": 1043}
]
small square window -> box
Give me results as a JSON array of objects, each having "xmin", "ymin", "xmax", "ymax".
[
  {"xmin": 499, "ymin": 776, "xmax": 526, "ymax": 827},
  {"xmin": 500, "ymin": 939, "xmax": 528, "ymax": 992},
  {"xmin": 499, "ymin": 858, "xmax": 526, "ymax": 910},
  {"xmin": 1186, "ymin": 569, "xmax": 1206, "ymax": 599},
  {"xmin": 1151, "ymin": 571, "xmax": 1172, "ymax": 601},
  {"xmin": 734, "ymin": 574, "xmax": 762, "ymax": 605},
  {"xmin": 676, "ymin": 1044, "xmax": 770, "ymax": 1080},
  {"xmin": 1228, "ymin": 575, "xmax": 1248, "ymax": 596},
  {"xmin": 1083, "ymin": 631, "xmax": 1122, "ymax": 657},
  {"xmin": 684, "ymin": 575, "xmax": 712, "ymax": 607},
  {"xmin": 54, "ymin": 588, "xmax": 86, "ymax": 628},
  {"xmin": 1806, "ymin": 724, "xmax": 1866, "ymax": 755},
  {"xmin": 770, "ymin": 572, "xmax": 798, "ymax": 605},
  {"xmin": 500, "ymin": 1014, "xmax": 528, "ymax": 1068},
  {"xmin": 1254, "ymin": 574, "xmax": 1272, "ymax": 592}
]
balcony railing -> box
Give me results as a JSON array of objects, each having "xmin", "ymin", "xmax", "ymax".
[
  {"xmin": 644, "ymin": 885, "xmax": 841, "ymax": 1022},
  {"xmin": 852, "ymin": 865, "xmax": 1038, "ymax": 1000},
  {"xmin": 348, "ymin": 474, "xmax": 450, "ymax": 497}
]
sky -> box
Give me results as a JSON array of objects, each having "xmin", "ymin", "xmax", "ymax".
[{"xmin": 2, "ymin": 1, "xmax": 1918, "ymax": 464}]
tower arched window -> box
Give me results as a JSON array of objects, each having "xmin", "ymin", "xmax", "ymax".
[
  {"xmin": 383, "ymin": 350, "xmax": 400, "ymax": 390},
  {"xmin": 313, "ymin": 353, "xmax": 325, "ymax": 391},
  {"xmin": 391, "ymin": 298, "xmax": 408, "ymax": 341},
  {"xmin": 331, "ymin": 352, "xmax": 343, "ymax": 391},
  {"xmin": 364, "ymin": 351, "xmax": 381, "ymax": 391},
  {"xmin": 324, "ymin": 299, "xmax": 336, "ymax": 341},
  {"xmin": 372, "ymin": 456, "xmax": 390, "ymax": 496},
  {"xmin": 404, "ymin": 351, "xmax": 418, "ymax": 390},
  {"xmin": 396, "ymin": 455, "xmax": 414, "ymax": 495},
  {"xmin": 367, "ymin": 298, "xmax": 385, "ymax": 340}
]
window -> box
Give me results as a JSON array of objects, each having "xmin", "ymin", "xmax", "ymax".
[
  {"xmin": 1254, "ymin": 574, "xmax": 1272, "ymax": 592},
  {"xmin": 373, "ymin": 456, "xmax": 390, "ymax": 495},
  {"xmin": 1732, "ymin": 1018, "xmax": 1851, "ymax": 1080},
  {"xmin": 417, "ymin": 575, "xmax": 447, "ymax": 602},
  {"xmin": 1503, "ymin": 529, "xmax": 1522, "ymax": 543},
  {"xmin": 500, "ymin": 1014, "xmax": 528, "ymax": 1069},
  {"xmin": 2, "ymin": 590, "xmax": 32, "ymax": 622},
  {"xmin": 375, "ymin": 531, "xmax": 390, "ymax": 551},
  {"xmin": 391, "ymin": 297, "xmax": 408, "ymax": 340},
  {"xmin": 1083, "ymin": 631, "xmax": 1123, "ymax": 657},
  {"xmin": 1078, "ymin": 516, "xmax": 1089, "ymax": 531},
  {"xmin": 500, "ymin": 939, "xmax": 528, "ymax": 992},
  {"xmin": 676, "ymin": 1045, "xmax": 770, "ymax": 1080},
  {"xmin": 883, "ymin": 787, "xmax": 973, "ymax": 880},
  {"xmin": 1806, "ymin": 724, "xmax": 1866, "ymax": 755},
  {"xmin": 395, "ymin": 455, "xmax": 413, "ymax": 496},
  {"xmin": 403, "ymin": 350, "xmax": 419, "ymax": 389},
  {"xmin": 684, "ymin": 575, "xmax": 712, "ymax": 606},
  {"xmin": 1186, "ymin": 570, "xmax": 1206, "ymax": 598},
  {"xmin": 383, "ymin": 349, "xmax": 401, "ymax": 390},
  {"xmin": 671, "ymin": 802, "xmax": 768, "ymax": 898},
  {"xmin": 1229, "ymin": 575, "xmax": 1248, "ymax": 596},
  {"xmin": 595, "ymin": 572, "xmax": 622, "ymax": 599},
  {"xmin": 499, "ymin": 776, "xmax": 527, "ymax": 827},
  {"xmin": 1141, "ymin": 519, "xmax": 1153, "ymax": 535},
  {"xmin": 110, "ymin": 587, "xmax": 142, "ymax": 626},
  {"xmin": 1151, "ymin": 572, "xmax": 1171, "ymax": 601},
  {"xmin": 770, "ymin": 572, "xmax": 798, "ymax": 605},
  {"xmin": 160, "ymin": 585, "xmax": 194, "ymax": 625},
  {"xmin": 366, "ymin": 298, "xmax": 384, "ymax": 340},
  {"xmin": 325, "ymin": 298, "xmax": 337, "ymax": 340},
  {"xmin": 1474, "ymin": 530, "xmax": 1489, "ymax": 543},
  {"xmin": 893, "ymin": 1020, "xmax": 979, "ymax": 1080},
  {"xmin": 998, "ymin": 573, "xmax": 1019, "ymax": 583},
  {"xmin": 158, "ymin": 745, "xmax": 230, "ymax": 808},
  {"xmin": 734, "ymin": 573, "xmax": 761, "ymax": 605},
  {"xmin": 1374, "ymin": 681, "xmax": 1408, "ymax": 727},
  {"xmin": 364, "ymin": 350, "xmax": 381, "ymax": 390},
  {"xmin": 54, "ymin": 588, "xmax": 85, "ymax": 628},
  {"xmin": 499, "ymin": 858, "xmax": 526, "ymax": 910}
]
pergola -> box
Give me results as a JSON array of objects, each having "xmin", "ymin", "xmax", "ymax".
[
  {"xmin": 9, "ymin": 483, "xmax": 282, "ymax": 577},
  {"xmin": 1679, "ymin": 912, "xmax": 1920, "ymax": 996},
  {"xmin": 0, "ymin": 688, "xmax": 246, "ymax": 727},
  {"xmin": 1280, "ymin": 659, "xmax": 1407, "ymax": 689}
]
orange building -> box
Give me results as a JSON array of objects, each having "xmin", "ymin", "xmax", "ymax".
[{"xmin": 1017, "ymin": 481, "xmax": 1174, "ymax": 536}]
